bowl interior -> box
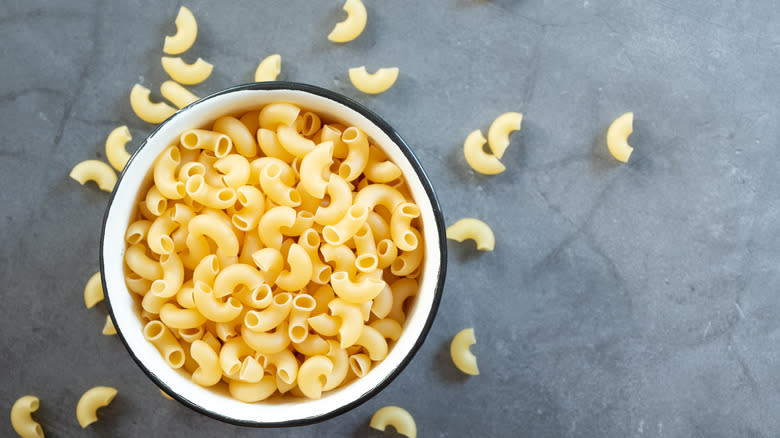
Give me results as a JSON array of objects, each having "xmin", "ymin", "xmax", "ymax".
[{"xmin": 101, "ymin": 83, "xmax": 445, "ymax": 426}]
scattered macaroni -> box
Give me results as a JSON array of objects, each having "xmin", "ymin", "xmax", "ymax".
[
  {"xmin": 450, "ymin": 328, "xmax": 479, "ymax": 375},
  {"xmin": 159, "ymin": 389, "xmax": 173, "ymax": 400},
  {"xmin": 487, "ymin": 112, "xmax": 522, "ymax": 159},
  {"xmin": 83, "ymin": 272, "xmax": 104, "ymax": 308},
  {"xmin": 328, "ymin": 0, "xmax": 367, "ymax": 43},
  {"xmin": 163, "ymin": 6, "xmax": 197, "ymax": 55},
  {"xmin": 105, "ymin": 125, "xmax": 132, "ymax": 171},
  {"xmin": 161, "ymin": 81, "xmax": 199, "ymax": 109},
  {"xmin": 123, "ymin": 102, "xmax": 423, "ymax": 402},
  {"xmin": 254, "ymin": 54, "xmax": 282, "ymax": 82},
  {"xmin": 161, "ymin": 56, "xmax": 213, "ymax": 85},
  {"xmin": 76, "ymin": 386, "xmax": 117, "ymax": 428},
  {"xmin": 446, "ymin": 218, "xmax": 495, "ymax": 251},
  {"xmin": 462, "ymin": 130, "xmax": 505, "ymax": 175},
  {"xmin": 130, "ymin": 84, "xmax": 177, "ymax": 124},
  {"xmin": 102, "ymin": 315, "xmax": 117, "ymax": 335},
  {"xmin": 70, "ymin": 160, "xmax": 117, "ymax": 192},
  {"xmin": 10, "ymin": 395, "xmax": 43, "ymax": 438},
  {"xmin": 606, "ymin": 112, "xmax": 634, "ymax": 163},
  {"xmin": 348, "ymin": 66, "xmax": 399, "ymax": 95},
  {"xmin": 369, "ymin": 406, "xmax": 417, "ymax": 438}
]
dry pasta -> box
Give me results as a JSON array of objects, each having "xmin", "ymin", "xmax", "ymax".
[
  {"xmin": 370, "ymin": 406, "xmax": 417, "ymax": 438},
  {"xmin": 10, "ymin": 395, "xmax": 43, "ymax": 438},
  {"xmin": 450, "ymin": 328, "xmax": 479, "ymax": 375},
  {"xmin": 76, "ymin": 386, "xmax": 117, "ymax": 428},
  {"xmin": 122, "ymin": 102, "xmax": 424, "ymax": 403},
  {"xmin": 348, "ymin": 66, "xmax": 399, "ymax": 95},
  {"xmin": 328, "ymin": 0, "xmax": 367, "ymax": 43},
  {"xmin": 161, "ymin": 56, "xmax": 213, "ymax": 85},
  {"xmin": 254, "ymin": 54, "xmax": 282, "ymax": 82},
  {"xmin": 163, "ymin": 6, "xmax": 197, "ymax": 55},
  {"xmin": 606, "ymin": 112, "xmax": 634, "ymax": 163}
]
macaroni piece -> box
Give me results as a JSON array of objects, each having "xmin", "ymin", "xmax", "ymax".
[
  {"xmin": 446, "ymin": 218, "xmax": 495, "ymax": 251},
  {"xmin": 328, "ymin": 0, "xmax": 367, "ymax": 43},
  {"xmin": 463, "ymin": 130, "xmax": 505, "ymax": 175},
  {"xmin": 370, "ymin": 406, "xmax": 417, "ymax": 438},
  {"xmin": 102, "ymin": 315, "xmax": 117, "ymax": 335},
  {"xmin": 83, "ymin": 272, "xmax": 103, "ymax": 308},
  {"xmin": 450, "ymin": 328, "xmax": 479, "ymax": 375},
  {"xmin": 163, "ymin": 6, "xmax": 197, "ymax": 55},
  {"xmin": 123, "ymin": 102, "xmax": 424, "ymax": 402},
  {"xmin": 254, "ymin": 54, "xmax": 282, "ymax": 82},
  {"xmin": 161, "ymin": 56, "xmax": 213, "ymax": 85},
  {"xmin": 130, "ymin": 84, "xmax": 176, "ymax": 124},
  {"xmin": 10, "ymin": 395, "xmax": 43, "ymax": 438},
  {"xmin": 348, "ymin": 66, "xmax": 399, "ymax": 95},
  {"xmin": 76, "ymin": 386, "xmax": 117, "ymax": 428},
  {"xmin": 487, "ymin": 112, "xmax": 522, "ymax": 159},
  {"xmin": 160, "ymin": 389, "xmax": 174, "ymax": 400},
  {"xmin": 105, "ymin": 125, "xmax": 132, "ymax": 171},
  {"xmin": 606, "ymin": 112, "xmax": 634, "ymax": 163},
  {"xmin": 70, "ymin": 160, "xmax": 117, "ymax": 192},
  {"xmin": 161, "ymin": 80, "xmax": 199, "ymax": 109}
]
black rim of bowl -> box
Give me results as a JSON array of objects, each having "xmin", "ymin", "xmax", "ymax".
[{"xmin": 100, "ymin": 81, "xmax": 447, "ymax": 427}]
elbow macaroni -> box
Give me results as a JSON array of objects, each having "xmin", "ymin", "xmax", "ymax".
[
  {"xmin": 446, "ymin": 217, "xmax": 495, "ymax": 251},
  {"xmin": 450, "ymin": 328, "xmax": 479, "ymax": 375},
  {"xmin": 70, "ymin": 160, "xmax": 117, "ymax": 192},
  {"xmin": 83, "ymin": 272, "xmax": 103, "ymax": 308},
  {"xmin": 463, "ymin": 129, "xmax": 505, "ymax": 175},
  {"xmin": 161, "ymin": 56, "xmax": 213, "ymax": 85},
  {"xmin": 606, "ymin": 112, "xmax": 634, "ymax": 163},
  {"xmin": 370, "ymin": 406, "xmax": 417, "ymax": 438},
  {"xmin": 123, "ymin": 102, "xmax": 423, "ymax": 402},
  {"xmin": 487, "ymin": 112, "xmax": 522, "ymax": 159},
  {"xmin": 76, "ymin": 386, "xmax": 117, "ymax": 428},
  {"xmin": 11, "ymin": 395, "xmax": 43, "ymax": 438},
  {"xmin": 105, "ymin": 125, "xmax": 132, "ymax": 171},
  {"xmin": 348, "ymin": 66, "xmax": 399, "ymax": 95},
  {"xmin": 254, "ymin": 54, "xmax": 282, "ymax": 82},
  {"xmin": 130, "ymin": 84, "xmax": 177, "ymax": 124},
  {"xmin": 328, "ymin": 0, "xmax": 367, "ymax": 43},
  {"xmin": 163, "ymin": 6, "xmax": 197, "ymax": 55}
]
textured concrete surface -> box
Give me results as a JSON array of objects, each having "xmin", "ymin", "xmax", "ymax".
[{"xmin": 2, "ymin": 0, "xmax": 780, "ymax": 436}]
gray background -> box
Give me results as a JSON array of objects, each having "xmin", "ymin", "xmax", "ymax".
[{"xmin": 1, "ymin": 0, "xmax": 779, "ymax": 436}]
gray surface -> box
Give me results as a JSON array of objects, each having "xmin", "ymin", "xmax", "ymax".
[{"xmin": 1, "ymin": 0, "xmax": 779, "ymax": 436}]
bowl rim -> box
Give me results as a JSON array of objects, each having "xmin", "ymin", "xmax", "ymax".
[{"xmin": 99, "ymin": 81, "xmax": 447, "ymax": 427}]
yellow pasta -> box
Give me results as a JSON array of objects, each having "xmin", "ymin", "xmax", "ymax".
[
  {"xmin": 190, "ymin": 340, "xmax": 221, "ymax": 386},
  {"xmin": 10, "ymin": 395, "xmax": 43, "ymax": 438},
  {"xmin": 163, "ymin": 6, "xmax": 197, "ymax": 55},
  {"xmin": 76, "ymin": 386, "xmax": 117, "ymax": 428},
  {"xmin": 487, "ymin": 112, "xmax": 522, "ymax": 159},
  {"xmin": 105, "ymin": 125, "xmax": 132, "ymax": 171},
  {"xmin": 606, "ymin": 112, "xmax": 634, "ymax": 163},
  {"xmin": 213, "ymin": 116, "xmax": 257, "ymax": 158},
  {"xmin": 296, "ymin": 355, "xmax": 333, "ymax": 399},
  {"xmin": 299, "ymin": 141, "xmax": 333, "ymax": 198},
  {"xmin": 102, "ymin": 315, "xmax": 117, "ymax": 335},
  {"xmin": 463, "ymin": 129, "xmax": 505, "ymax": 175},
  {"xmin": 161, "ymin": 56, "xmax": 213, "ymax": 85},
  {"xmin": 446, "ymin": 217, "xmax": 495, "ymax": 251},
  {"xmin": 370, "ymin": 406, "xmax": 417, "ymax": 438},
  {"xmin": 328, "ymin": 0, "xmax": 367, "ymax": 43},
  {"xmin": 450, "ymin": 328, "xmax": 479, "ymax": 375},
  {"xmin": 254, "ymin": 54, "xmax": 282, "ymax": 82},
  {"xmin": 348, "ymin": 66, "xmax": 399, "ymax": 95},
  {"xmin": 161, "ymin": 80, "xmax": 199, "ymax": 108},
  {"xmin": 130, "ymin": 84, "xmax": 176, "ymax": 124},
  {"xmin": 70, "ymin": 160, "xmax": 117, "ymax": 192},
  {"xmin": 83, "ymin": 272, "xmax": 103, "ymax": 308}
]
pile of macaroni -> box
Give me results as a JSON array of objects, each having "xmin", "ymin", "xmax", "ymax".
[{"xmin": 123, "ymin": 102, "xmax": 423, "ymax": 402}]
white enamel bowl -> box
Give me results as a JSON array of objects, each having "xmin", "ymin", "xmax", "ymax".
[{"xmin": 100, "ymin": 82, "xmax": 447, "ymax": 426}]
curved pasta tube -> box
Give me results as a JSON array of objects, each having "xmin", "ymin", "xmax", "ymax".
[
  {"xmin": 144, "ymin": 186, "xmax": 167, "ymax": 216},
  {"xmin": 277, "ymin": 125, "xmax": 315, "ymax": 158},
  {"xmin": 292, "ymin": 333, "xmax": 329, "ymax": 356},
  {"xmin": 256, "ymin": 128, "xmax": 296, "ymax": 162},
  {"xmin": 70, "ymin": 160, "xmax": 117, "ymax": 192},
  {"xmin": 185, "ymin": 175, "xmax": 236, "ymax": 210},
  {"xmin": 288, "ymin": 293, "xmax": 316, "ymax": 343},
  {"xmin": 258, "ymin": 206, "xmax": 297, "ymax": 249},
  {"xmin": 163, "ymin": 6, "xmax": 197, "ymax": 55},
  {"xmin": 219, "ymin": 337, "xmax": 254, "ymax": 376},
  {"xmin": 297, "ymin": 355, "xmax": 334, "ymax": 399},
  {"xmin": 177, "ymin": 326, "xmax": 203, "ymax": 343},
  {"xmin": 180, "ymin": 129, "xmax": 232, "ymax": 157},
  {"xmin": 299, "ymin": 229, "xmax": 332, "ymax": 284},
  {"xmin": 83, "ymin": 272, "xmax": 103, "ymax": 308},
  {"xmin": 390, "ymin": 203, "xmax": 421, "ymax": 251},
  {"xmin": 387, "ymin": 278, "xmax": 418, "ymax": 323},
  {"xmin": 260, "ymin": 162, "xmax": 301, "ymax": 207},
  {"xmin": 330, "ymin": 271, "xmax": 385, "ymax": 304},
  {"xmin": 370, "ymin": 284, "xmax": 393, "ymax": 318},
  {"xmin": 487, "ymin": 112, "xmax": 522, "ymax": 159},
  {"xmin": 105, "ymin": 125, "xmax": 132, "ymax": 171},
  {"xmin": 314, "ymin": 174, "xmax": 353, "ymax": 225},
  {"xmin": 254, "ymin": 54, "xmax": 281, "ymax": 82},
  {"xmin": 175, "ymin": 281, "xmax": 196, "ymax": 309},
  {"xmin": 258, "ymin": 102, "xmax": 300, "ymax": 130},
  {"xmin": 354, "ymin": 325, "xmax": 388, "ymax": 360},
  {"xmin": 241, "ymin": 321, "xmax": 290, "ymax": 354},
  {"xmin": 311, "ymin": 284, "xmax": 336, "ymax": 315},
  {"xmin": 161, "ymin": 80, "xmax": 199, "ymax": 108},
  {"xmin": 328, "ymin": 298, "xmax": 364, "ymax": 348},
  {"xmin": 328, "ymin": 0, "xmax": 367, "ymax": 43},
  {"xmin": 339, "ymin": 127, "xmax": 370, "ymax": 181},
  {"xmin": 102, "ymin": 315, "xmax": 117, "ymax": 335},
  {"xmin": 192, "ymin": 282, "xmax": 243, "ymax": 323},
  {"xmin": 349, "ymin": 66, "xmax": 399, "ymax": 95},
  {"xmin": 446, "ymin": 217, "xmax": 495, "ymax": 251},
  {"xmin": 228, "ymin": 375, "xmax": 276, "ymax": 403},
  {"xmin": 276, "ymin": 244, "xmax": 313, "ymax": 291},
  {"xmin": 76, "ymin": 386, "xmax": 118, "ymax": 428},
  {"xmin": 11, "ymin": 395, "xmax": 43, "ymax": 438},
  {"xmin": 212, "ymin": 263, "xmax": 264, "ymax": 298},
  {"xmin": 367, "ymin": 211, "xmax": 391, "ymax": 241},
  {"xmin": 213, "ymin": 117, "xmax": 257, "ymax": 158},
  {"xmin": 214, "ymin": 154, "xmax": 250, "ymax": 189},
  {"xmin": 125, "ymin": 219, "xmax": 151, "ymax": 245},
  {"xmin": 370, "ymin": 318, "xmax": 402, "ymax": 341},
  {"xmin": 235, "ymin": 284, "xmax": 273, "ymax": 309},
  {"xmin": 250, "ymin": 156, "xmax": 296, "ymax": 186},
  {"xmin": 192, "ymin": 254, "xmax": 219, "ymax": 287},
  {"xmin": 239, "ymin": 356, "xmax": 264, "ymax": 383},
  {"xmin": 376, "ymin": 239, "xmax": 397, "ymax": 270},
  {"xmin": 316, "ymin": 124, "xmax": 348, "ymax": 158},
  {"xmin": 266, "ymin": 349, "xmax": 299, "ymax": 384},
  {"xmin": 251, "ymin": 247, "xmax": 284, "ymax": 284},
  {"xmin": 354, "ymin": 184, "xmax": 406, "ymax": 213},
  {"xmin": 365, "ymin": 145, "xmax": 402, "ymax": 183},
  {"xmin": 189, "ymin": 340, "xmax": 221, "ymax": 387},
  {"xmin": 370, "ymin": 406, "xmax": 417, "ymax": 438},
  {"xmin": 125, "ymin": 272, "xmax": 151, "ymax": 295},
  {"xmin": 159, "ymin": 303, "xmax": 206, "ymax": 329},
  {"xmin": 297, "ymin": 111, "xmax": 322, "ymax": 137},
  {"xmin": 322, "ymin": 205, "xmax": 369, "ymax": 245},
  {"xmin": 125, "ymin": 243, "xmax": 162, "ymax": 281},
  {"xmin": 188, "ymin": 214, "xmax": 240, "ymax": 257},
  {"xmin": 450, "ymin": 327, "xmax": 479, "ymax": 375},
  {"xmin": 606, "ymin": 112, "xmax": 634, "ymax": 163},
  {"xmin": 321, "ymin": 244, "xmax": 357, "ymax": 279},
  {"xmin": 300, "ymin": 141, "xmax": 333, "ymax": 198},
  {"xmin": 161, "ymin": 56, "xmax": 212, "ymax": 85},
  {"xmin": 463, "ymin": 129, "xmax": 505, "ymax": 175},
  {"xmin": 390, "ymin": 228, "xmax": 423, "ymax": 276},
  {"xmin": 143, "ymin": 320, "xmax": 185, "ymax": 368},
  {"xmin": 348, "ymin": 353, "xmax": 371, "ymax": 377},
  {"xmin": 153, "ymin": 146, "xmax": 186, "ymax": 199},
  {"xmin": 130, "ymin": 84, "xmax": 176, "ymax": 124},
  {"xmin": 244, "ymin": 292, "xmax": 292, "ymax": 332},
  {"xmin": 322, "ymin": 340, "xmax": 349, "ymax": 391}
]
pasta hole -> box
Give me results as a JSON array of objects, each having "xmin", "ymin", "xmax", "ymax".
[
  {"xmin": 354, "ymin": 224, "xmax": 370, "ymax": 238},
  {"xmin": 167, "ymin": 350, "xmax": 185, "ymax": 368},
  {"xmin": 28, "ymin": 398, "xmax": 39, "ymax": 410},
  {"xmin": 168, "ymin": 146, "xmax": 181, "ymax": 163},
  {"xmin": 315, "ymin": 266, "xmax": 332, "ymax": 283},
  {"xmin": 356, "ymin": 255, "xmax": 378, "ymax": 271},
  {"xmin": 342, "ymin": 127, "xmax": 359, "ymax": 142},
  {"xmin": 237, "ymin": 191, "xmax": 249, "ymax": 205},
  {"xmin": 245, "ymin": 312, "xmax": 260, "ymax": 328},
  {"xmin": 377, "ymin": 240, "xmax": 391, "ymax": 256},
  {"xmin": 127, "ymin": 232, "xmax": 143, "ymax": 245},
  {"xmin": 403, "ymin": 232, "xmax": 417, "ymax": 249},
  {"xmin": 174, "ymin": 182, "xmax": 186, "ymax": 198},
  {"xmin": 303, "ymin": 230, "xmax": 320, "ymax": 247},
  {"xmin": 401, "ymin": 204, "xmax": 420, "ymax": 217},
  {"xmin": 181, "ymin": 327, "xmax": 200, "ymax": 336},
  {"xmin": 227, "ymin": 362, "xmax": 240, "ymax": 376},
  {"xmin": 215, "ymin": 136, "xmax": 231, "ymax": 157},
  {"xmin": 160, "ymin": 237, "xmax": 174, "ymax": 254},
  {"xmin": 265, "ymin": 163, "xmax": 281, "ymax": 179},
  {"xmin": 289, "ymin": 326, "xmax": 307, "ymax": 343},
  {"xmin": 227, "ymin": 297, "xmax": 242, "ymax": 310},
  {"xmin": 291, "ymin": 157, "xmax": 302, "ymax": 175},
  {"xmin": 151, "ymin": 280, "xmax": 167, "ymax": 295},
  {"xmin": 320, "ymin": 194, "xmax": 331, "ymax": 208},
  {"xmin": 33, "ymin": 424, "xmax": 43, "ymax": 438},
  {"xmin": 338, "ymin": 163, "xmax": 352, "ymax": 179},
  {"xmin": 288, "ymin": 190, "xmax": 301, "ymax": 205},
  {"xmin": 232, "ymin": 215, "xmax": 249, "ymax": 231},
  {"xmin": 143, "ymin": 321, "xmax": 164, "ymax": 340},
  {"xmin": 217, "ymin": 189, "xmax": 236, "ymax": 203},
  {"xmin": 330, "ymin": 271, "xmax": 348, "ymax": 282},
  {"xmin": 181, "ymin": 132, "xmax": 199, "ymax": 149},
  {"xmin": 318, "ymin": 375, "xmax": 328, "ymax": 387},
  {"xmin": 185, "ymin": 175, "xmax": 203, "ymax": 194},
  {"xmin": 349, "ymin": 205, "xmax": 368, "ymax": 219},
  {"xmin": 322, "ymin": 227, "xmax": 341, "ymax": 245},
  {"xmin": 299, "ymin": 210, "xmax": 313, "ymax": 219},
  {"xmin": 391, "ymin": 258, "xmax": 406, "ymax": 274},
  {"xmin": 294, "ymin": 295, "xmax": 316, "ymax": 311},
  {"xmin": 153, "ymin": 199, "xmax": 167, "ymax": 215},
  {"xmin": 274, "ymin": 293, "xmax": 292, "ymax": 306}
]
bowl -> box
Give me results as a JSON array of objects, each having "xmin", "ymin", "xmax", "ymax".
[{"xmin": 100, "ymin": 82, "xmax": 447, "ymax": 426}]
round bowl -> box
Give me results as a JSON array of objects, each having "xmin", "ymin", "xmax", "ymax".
[{"xmin": 100, "ymin": 82, "xmax": 447, "ymax": 427}]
